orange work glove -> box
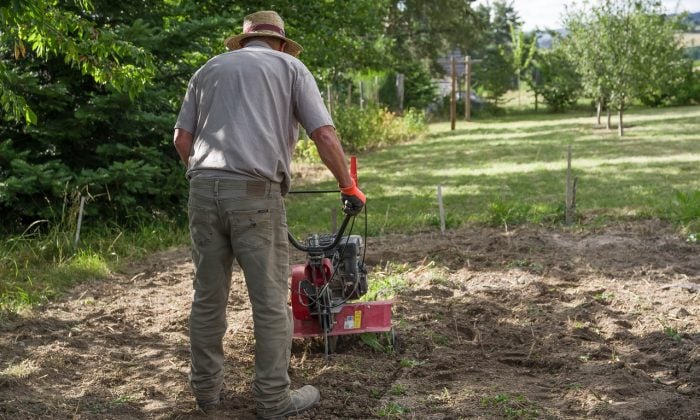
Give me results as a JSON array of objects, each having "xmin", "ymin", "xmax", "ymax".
[{"xmin": 340, "ymin": 179, "xmax": 366, "ymax": 216}]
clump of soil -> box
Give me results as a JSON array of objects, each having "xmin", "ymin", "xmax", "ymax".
[{"xmin": 1, "ymin": 219, "xmax": 698, "ymax": 419}]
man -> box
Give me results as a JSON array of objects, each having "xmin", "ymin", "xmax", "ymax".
[{"xmin": 173, "ymin": 10, "xmax": 365, "ymax": 419}]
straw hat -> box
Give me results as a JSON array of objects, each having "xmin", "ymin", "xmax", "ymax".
[{"xmin": 225, "ymin": 11, "xmax": 303, "ymax": 57}]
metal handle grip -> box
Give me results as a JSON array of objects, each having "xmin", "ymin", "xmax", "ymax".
[{"xmin": 288, "ymin": 214, "xmax": 352, "ymax": 253}]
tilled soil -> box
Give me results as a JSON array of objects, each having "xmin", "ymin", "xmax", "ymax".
[{"xmin": 1, "ymin": 219, "xmax": 698, "ymax": 419}]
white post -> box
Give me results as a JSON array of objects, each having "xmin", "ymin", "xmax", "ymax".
[{"xmin": 437, "ymin": 185, "xmax": 446, "ymax": 234}]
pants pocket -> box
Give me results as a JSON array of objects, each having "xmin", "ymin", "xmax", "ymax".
[
  {"xmin": 227, "ymin": 209, "xmax": 273, "ymax": 250},
  {"xmin": 188, "ymin": 205, "xmax": 215, "ymax": 248}
]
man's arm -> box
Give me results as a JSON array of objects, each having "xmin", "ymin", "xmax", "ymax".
[
  {"xmin": 310, "ymin": 125, "xmax": 353, "ymax": 188},
  {"xmin": 173, "ymin": 128, "xmax": 194, "ymax": 167},
  {"xmin": 310, "ymin": 125, "xmax": 366, "ymax": 215}
]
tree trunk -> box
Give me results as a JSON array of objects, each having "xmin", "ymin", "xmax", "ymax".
[
  {"xmin": 596, "ymin": 101, "xmax": 602, "ymax": 125},
  {"xmin": 618, "ymin": 99, "xmax": 624, "ymax": 137},
  {"xmin": 606, "ymin": 107, "xmax": 612, "ymax": 130}
]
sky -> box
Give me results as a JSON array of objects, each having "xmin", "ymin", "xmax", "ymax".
[{"xmin": 472, "ymin": 0, "xmax": 700, "ymax": 31}]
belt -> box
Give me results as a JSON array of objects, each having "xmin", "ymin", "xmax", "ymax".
[{"xmin": 189, "ymin": 178, "xmax": 281, "ymax": 197}]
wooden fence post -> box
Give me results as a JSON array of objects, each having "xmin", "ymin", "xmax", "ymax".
[{"xmin": 396, "ymin": 73, "xmax": 405, "ymax": 115}]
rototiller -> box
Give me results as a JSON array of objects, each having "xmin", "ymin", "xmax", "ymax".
[{"xmin": 288, "ymin": 157, "xmax": 392, "ymax": 357}]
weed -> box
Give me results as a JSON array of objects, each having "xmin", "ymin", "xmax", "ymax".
[
  {"xmin": 487, "ymin": 200, "xmax": 530, "ymax": 228},
  {"xmin": 480, "ymin": 393, "xmax": 539, "ymax": 419},
  {"xmin": 431, "ymin": 332, "xmax": 450, "ymax": 346},
  {"xmin": 390, "ymin": 384, "xmax": 408, "ymax": 396},
  {"xmin": 664, "ymin": 327, "xmax": 682, "ymax": 342},
  {"xmin": 667, "ymin": 190, "xmax": 700, "ymax": 225},
  {"xmin": 567, "ymin": 383, "xmax": 583, "ymax": 391},
  {"xmin": 360, "ymin": 333, "xmax": 394, "ymax": 353},
  {"xmin": 526, "ymin": 304, "xmax": 542, "ymax": 317},
  {"xmin": 369, "ymin": 388, "xmax": 382, "ymax": 399},
  {"xmin": 507, "ymin": 259, "xmax": 544, "ymax": 272},
  {"xmin": 399, "ymin": 359, "xmax": 425, "ymax": 368},
  {"xmin": 361, "ymin": 262, "xmax": 409, "ymax": 302},
  {"xmin": 376, "ymin": 402, "xmax": 409, "ymax": 417},
  {"xmin": 110, "ymin": 394, "xmax": 136, "ymax": 406},
  {"xmin": 593, "ymin": 291, "xmax": 615, "ymax": 303}
]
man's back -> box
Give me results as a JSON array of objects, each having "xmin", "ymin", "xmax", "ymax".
[{"xmin": 176, "ymin": 40, "xmax": 330, "ymax": 192}]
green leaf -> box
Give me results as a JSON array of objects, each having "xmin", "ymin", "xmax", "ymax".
[{"xmin": 24, "ymin": 107, "xmax": 37, "ymax": 125}]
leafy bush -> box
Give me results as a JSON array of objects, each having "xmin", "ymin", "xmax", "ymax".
[
  {"xmin": 638, "ymin": 57, "xmax": 699, "ymax": 107},
  {"xmin": 669, "ymin": 66, "xmax": 700, "ymax": 106},
  {"xmin": 333, "ymin": 104, "xmax": 427, "ymax": 153},
  {"xmin": 532, "ymin": 49, "xmax": 582, "ymax": 112},
  {"xmin": 294, "ymin": 138, "xmax": 320, "ymax": 162},
  {"xmin": 475, "ymin": 45, "xmax": 513, "ymax": 107},
  {"xmin": 377, "ymin": 61, "xmax": 439, "ymax": 112}
]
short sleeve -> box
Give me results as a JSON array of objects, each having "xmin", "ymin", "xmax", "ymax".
[
  {"xmin": 174, "ymin": 74, "xmax": 198, "ymax": 133},
  {"xmin": 293, "ymin": 66, "xmax": 334, "ymax": 136}
]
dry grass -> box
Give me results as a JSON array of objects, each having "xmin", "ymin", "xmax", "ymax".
[{"xmin": 1, "ymin": 359, "xmax": 39, "ymax": 380}]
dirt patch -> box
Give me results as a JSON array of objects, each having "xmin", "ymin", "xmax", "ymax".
[{"xmin": 1, "ymin": 219, "xmax": 698, "ymax": 419}]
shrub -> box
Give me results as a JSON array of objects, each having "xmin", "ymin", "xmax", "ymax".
[
  {"xmin": 333, "ymin": 104, "xmax": 427, "ymax": 153},
  {"xmin": 294, "ymin": 138, "xmax": 320, "ymax": 162},
  {"xmin": 536, "ymin": 49, "xmax": 582, "ymax": 112}
]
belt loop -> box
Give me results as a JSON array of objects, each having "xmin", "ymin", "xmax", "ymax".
[{"xmin": 214, "ymin": 180, "xmax": 219, "ymax": 197}]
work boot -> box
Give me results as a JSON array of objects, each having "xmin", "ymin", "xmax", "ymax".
[
  {"xmin": 196, "ymin": 395, "xmax": 223, "ymax": 413},
  {"xmin": 256, "ymin": 385, "xmax": 320, "ymax": 419},
  {"xmin": 196, "ymin": 388, "xmax": 225, "ymax": 414}
]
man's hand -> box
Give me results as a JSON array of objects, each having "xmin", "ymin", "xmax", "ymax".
[{"xmin": 340, "ymin": 180, "xmax": 366, "ymax": 216}]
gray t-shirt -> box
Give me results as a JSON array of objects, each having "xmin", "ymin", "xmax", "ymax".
[{"xmin": 174, "ymin": 41, "xmax": 333, "ymax": 194}]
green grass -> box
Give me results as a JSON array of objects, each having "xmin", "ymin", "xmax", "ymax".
[
  {"xmin": 0, "ymin": 217, "xmax": 188, "ymax": 316},
  {"xmin": 286, "ymin": 105, "xmax": 700, "ymax": 237},
  {"xmin": 376, "ymin": 401, "xmax": 409, "ymax": 417}
]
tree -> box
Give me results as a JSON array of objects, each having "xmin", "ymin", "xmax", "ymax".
[
  {"xmin": 506, "ymin": 23, "xmax": 537, "ymax": 97},
  {"xmin": 533, "ymin": 47, "xmax": 582, "ymax": 112},
  {"xmin": 490, "ymin": 0, "xmax": 522, "ymax": 45},
  {"xmin": 633, "ymin": 12, "xmax": 694, "ymax": 107},
  {"xmin": 476, "ymin": 45, "xmax": 512, "ymax": 107},
  {"xmin": 0, "ymin": 0, "xmax": 235, "ymax": 229},
  {"xmin": 384, "ymin": 0, "xmax": 488, "ymax": 74},
  {"xmin": 564, "ymin": 0, "xmax": 691, "ymax": 136},
  {"xmin": 0, "ymin": 0, "xmax": 156, "ymax": 124},
  {"xmin": 470, "ymin": 0, "xmax": 525, "ymax": 107}
]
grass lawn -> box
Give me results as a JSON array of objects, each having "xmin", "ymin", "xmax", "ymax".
[{"xmin": 286, "ymin": 105, "xmax": 700, "ymax": 236}]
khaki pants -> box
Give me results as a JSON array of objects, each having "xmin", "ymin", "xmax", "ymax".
[{"xmin": 187, "ymin": 178, "xmax": 291, "ymax": 410}]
